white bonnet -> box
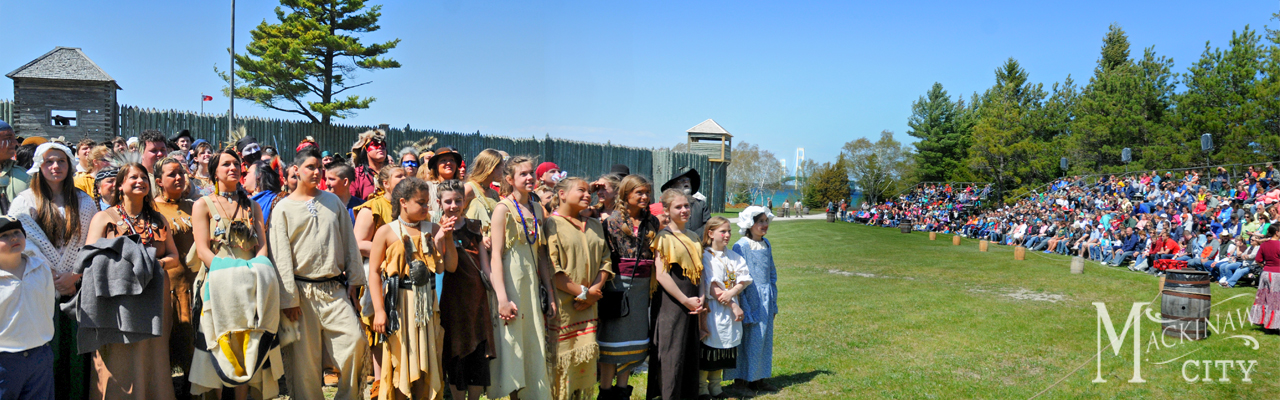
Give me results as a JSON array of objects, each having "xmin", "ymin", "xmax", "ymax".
[
  {"xmin": 26, "ymin": 142, "xmax": 78, "ymax": 176},
  {"xmin": 737, "ymin": 205, "xmax": 775, "ymax": 236}
]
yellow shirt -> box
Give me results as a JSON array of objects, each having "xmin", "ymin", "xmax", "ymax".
[{"xmin": 74, "ymin": 171, "xmax": 95, "ymax": 197}]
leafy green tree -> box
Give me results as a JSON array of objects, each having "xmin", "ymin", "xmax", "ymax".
[
  {"xmin": 221, "ymin": 0, "xmax": 401, "ymax": 124},
  {"xmin": 726, "ymin": 141, "xmax": 784, "ymax": 205},
  {"xmin": 907, "ymin": 83, "xmax": 973, "ymax": 182},
  {"xmin": 803, "ymin": 156, "xmax": 850, "ymax": 209},
  {"xmin": 843, "ymin": 130, "xmax": 915, "ymax": 204}
]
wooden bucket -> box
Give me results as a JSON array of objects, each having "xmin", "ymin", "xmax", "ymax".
[
  {"xmin": 1161, "ymin": 270, "xmax": 1211, "ymax": 340},
  {"xmin": 929, "ymin": 232, "xmax": 937, "ymax": 241},
  {"xmin": 979, "ymin": 240, "xmax": 989, "ymax": 252},
  {"xmin": 1014, "ymin": 246, "xmax": 1026, "ymax": 260},
  {"xmin": 1071, "ymin": 256, "xmax": 1084, "ymax": 274},
  {"xmin": 952, "ymin": 235, "xmax": 961, "ymax": 246}
]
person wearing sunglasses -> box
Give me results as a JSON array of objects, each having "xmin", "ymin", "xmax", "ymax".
[
  {"xmin": 399, "ymin": 148, "xmax": 420, "ymax": 178},
  {"xmin": 350, "ymin": 130, "xmax": 389, "ymax": 201}
]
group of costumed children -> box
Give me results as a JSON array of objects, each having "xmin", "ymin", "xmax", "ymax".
[{"xmin": 0, "ymin": 134, "xmax": 780, "ymax": 400}]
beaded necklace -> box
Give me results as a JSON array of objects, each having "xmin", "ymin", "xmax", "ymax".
[
  {"xmin": 507, "ymin": 195, "xmax": 539, "ymax": 245},
  {"xmin": 115, "ymin": 203, "xmax": 159, "ymax": 246}
]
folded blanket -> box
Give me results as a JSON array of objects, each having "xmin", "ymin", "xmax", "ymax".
[
  {"xmin": 196, "ymin": 256, "xmax": 281, "ymax": 386},
  {"xmin": 63, "ymin": 234, "xmax": 165, "ymax": 354}
]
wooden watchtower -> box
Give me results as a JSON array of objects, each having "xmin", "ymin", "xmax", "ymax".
[
  {"xmin": 686, "ymin": 119, "xmax": 732, "ymax": 212},
  {"xmin": 6, "ymin": 47, "xmax": 120, "ymax": 142}
]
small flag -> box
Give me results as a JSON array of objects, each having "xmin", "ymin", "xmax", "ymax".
[{"xmin": 202, "ymin": 95, "xmax": 213, "ymax": 101}]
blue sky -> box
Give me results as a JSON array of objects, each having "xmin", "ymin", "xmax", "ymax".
[{"xmin": 1, "ymin": 1, "xmax": 1275, "ymax": 165}]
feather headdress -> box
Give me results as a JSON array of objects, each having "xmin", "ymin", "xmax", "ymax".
[
  {"xmin": 224, "ymin": 125, "xmax": 247, "ymax": 152},
  {"xmin": 351, "ymin": 129, "xmax": 386, "ymax": 153},
  {"xmin": 398, "ymin": 136, "xmax": 438, "ymax": 156}
]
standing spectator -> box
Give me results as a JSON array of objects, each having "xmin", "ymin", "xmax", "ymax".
[
  {"xmin": 0, "ymin": 121, "xmax": 31, "ymax": 215},
  {"xmin": 728, "ymin": 206, "xmax": 779, "ymax": 394},
  {"xmin": 781, "ymin": 200, "xmax": 790, "ymax": 218},
  {"xmin": 0, "ymin": 215, "xmax": 56, "ymax": 400},
  {"xmin": 138, "ymin": 130, "xmax": 169, "ymax": 174},
  {"xmin": 171, "ymin": 130, "xmax": 194, "ymax": 158},
  {"xmin": 7, "ymin": 142, "xmax": 97, "ymax": 400},
  {"xmin": 661, "ymin": 167, "xmax": 711, "ymax": 237},
  {"xmin": 350, "ymin": 130, "xmax": 389, "ymax": 201},
  {"xmin": 1249, "ymin": 225, "xmax": 1280, "ymax": 331},
  {"xmin": 270, "ymin": 149, "xmax": 368, "ymax": 399}
]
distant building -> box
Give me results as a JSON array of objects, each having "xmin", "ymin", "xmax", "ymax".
[
  {"xmin": 686, "ymin": 119, "xmax": 732, "ymax": 212},
  {"xmin": 7, "ymin": 47, "xmax": 120, "ymax": 142}
]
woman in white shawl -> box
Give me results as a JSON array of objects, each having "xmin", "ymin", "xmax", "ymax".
[{"xmin": 7, "ymin": 142, "xmax": 97, "ymax": 399}]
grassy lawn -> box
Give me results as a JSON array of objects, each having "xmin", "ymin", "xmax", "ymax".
[
  {"xmin": 621, "ymin": 221, "xmax": 1278, "ymax": 399},
  {"xmin": 333, "ymin": 221, "xmax": 1279, "ymax": 399}
]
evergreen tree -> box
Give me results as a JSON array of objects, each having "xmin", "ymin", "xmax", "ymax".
[
  {"xmin": 1068, "ymin": 25, "xmax": 1180, "ymax": 174},
  {"xmin": 1178, "ymin": 26, "xmax": 1266, "ymax": 165},
  {"xmin": 221, "ymin": 0, "xmax": 401, "ymax": 125},
  {"xmin": 907, "ymin": 83, "xmax": 972, "ymax": 182}
]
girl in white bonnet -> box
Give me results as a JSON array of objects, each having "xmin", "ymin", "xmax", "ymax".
[{"xmin": 724, "ymin": 205, "xmax": 779, "ymax": 394}]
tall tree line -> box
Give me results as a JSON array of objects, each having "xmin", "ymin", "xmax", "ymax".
[{"xmin": 907, "ymin": 16, "xmax": 1280, "ymax": 202}]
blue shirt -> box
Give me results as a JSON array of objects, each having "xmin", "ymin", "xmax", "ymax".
[
  {"xmin": 252, "ymin": 191, "xmax": 279, "ymax": 220},
  {"xmin": 1121, "ymin": 233, "xmax": 1142, "ymax": 252}
]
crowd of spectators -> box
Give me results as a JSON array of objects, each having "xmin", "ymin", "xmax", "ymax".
[
  {"xmin": 859, "ymin": 166, "xmax": 1280, "ymax": 288},
  {"xmin": 846, "ymin": 183, "xmax": 989, "ymax": 230}
]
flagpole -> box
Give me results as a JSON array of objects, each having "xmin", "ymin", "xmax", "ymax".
[
  {"xmin": 201, "ymin": 93, "xmax": 204, "ymax": 114},
  {"xmin": 229, "ymin": 0, "xmax": 236, "ymax": 136}
]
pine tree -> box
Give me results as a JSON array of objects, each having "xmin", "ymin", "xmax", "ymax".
[
  {"xmin": 906, "ymin": 83, "xmax": 970, "ymax": 182},
  {"xmin": 221, "ymin": 0, "xmax": 402, "ymax": 125},
  {"xmin": 1068, "ymin": 24, "xmax": 1180, "ymax": 174},
  {"xmin": 1178, "ymin": 26, "xmax": 1266, "ymax": 165}
]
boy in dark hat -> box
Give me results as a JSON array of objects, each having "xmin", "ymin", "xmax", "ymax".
[
  {"xmin": 0, "ymin": 215, "xmax": 56, "ymax": 400},
  {"xmin": 171, "ymin": 129, "xmax": 194, "ymax": 155},
  {"xmin": 662, "ymin": 166, "xmax": 711, "ymax": 236}
]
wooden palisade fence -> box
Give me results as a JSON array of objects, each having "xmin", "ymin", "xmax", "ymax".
[{"xmin": 111, "ymin": 104, "xmax": 720, "ymax": 211}]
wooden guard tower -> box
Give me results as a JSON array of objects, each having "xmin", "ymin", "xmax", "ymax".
[
  {"xmin": 687, "ymin": 119, "xmax": 732, "ymax": 212},
  {"xmin": 6, "ymin": 47, "xmax": 121, "ymax": 142}
]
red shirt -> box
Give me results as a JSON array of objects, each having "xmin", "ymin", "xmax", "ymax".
[
  {"xmin": 1151, "ymin": 238, "xmax": 1180, "ymax": 255},
  {"xmin": 1256, "ymin": 240, "xmax": 1280, "ymax": 273}
]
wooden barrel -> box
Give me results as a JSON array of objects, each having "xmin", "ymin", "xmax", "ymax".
[
  {"xmin": 826, "ymin": 212, "xmax": 836, "ymax": 223},
  {"xmin": 929, "ymin": 232, "xmax": 937, "ymax": 241},
  {"xmin": 1014, "ymin": 246, "xmax": 1026, "ymax": 260},
  {"xmin": 900, "ymin": 225, "xmax": 912, "ymax": 234},
  {"xmin": 979, "ymin": 240, "xmax": 989, "ymax": 252},
  {"xmin": 952, "ymin": 235, "xmax": 961, "ymax": 246},
  {"xmin": 1071, "ymin": 256, "xmax": 1084, "ymax": 274},
  {"xmin": 1161, "ymin": 269, "xmax": 1211, "ymax": 340}
]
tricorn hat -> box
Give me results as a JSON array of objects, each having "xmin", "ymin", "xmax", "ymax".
[{"xmin": 661, "ymin": 166, "xmax": 701, "ymax": 194}]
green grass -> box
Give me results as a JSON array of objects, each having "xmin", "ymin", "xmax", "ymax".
[
  {"xmin": 338, "ymin": 221, "xmax": 1280, "ymax": 399},
  {"xmin": 709, "ymin": 221, "xmax": 1278, "ymax": 399}
]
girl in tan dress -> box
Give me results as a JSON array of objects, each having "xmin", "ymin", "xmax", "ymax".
[
  {"xmin": 353, "ymin": 165, "xmax": 408, "ymax": 395},
  {"xmin": 463, "ymin": 149, "xmax": 504, "ymax": 233},
  {"xmin": 488, "ymin": 156, "xmax": 557, "ymax": 400},
  {"xmin": 369, "ymin": 177, "xmax": 457, "ymax": 400},
  {"xmin": 84, "ymin": 162, "xmax": 180, "ymax": 400},
  {"xmin": 546, "ymin": 177, "xmax": 614, "ymax": 399},
  {"xmin": 151, "ymin": 156, "xmax": 198, "ymax": 399},
  {"xmin": 189, "ymin": 149, "xmax": 274, "ymax": 400}
]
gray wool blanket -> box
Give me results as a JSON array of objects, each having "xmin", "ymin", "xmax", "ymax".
[{"xmin": 61, "ymin": 234, "xmax": 165, "ymax": 354}]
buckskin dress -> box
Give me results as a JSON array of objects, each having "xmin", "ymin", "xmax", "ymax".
[{"xmin": 487, "ymin": 198, "xmax": 552, "ymax": 399}]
